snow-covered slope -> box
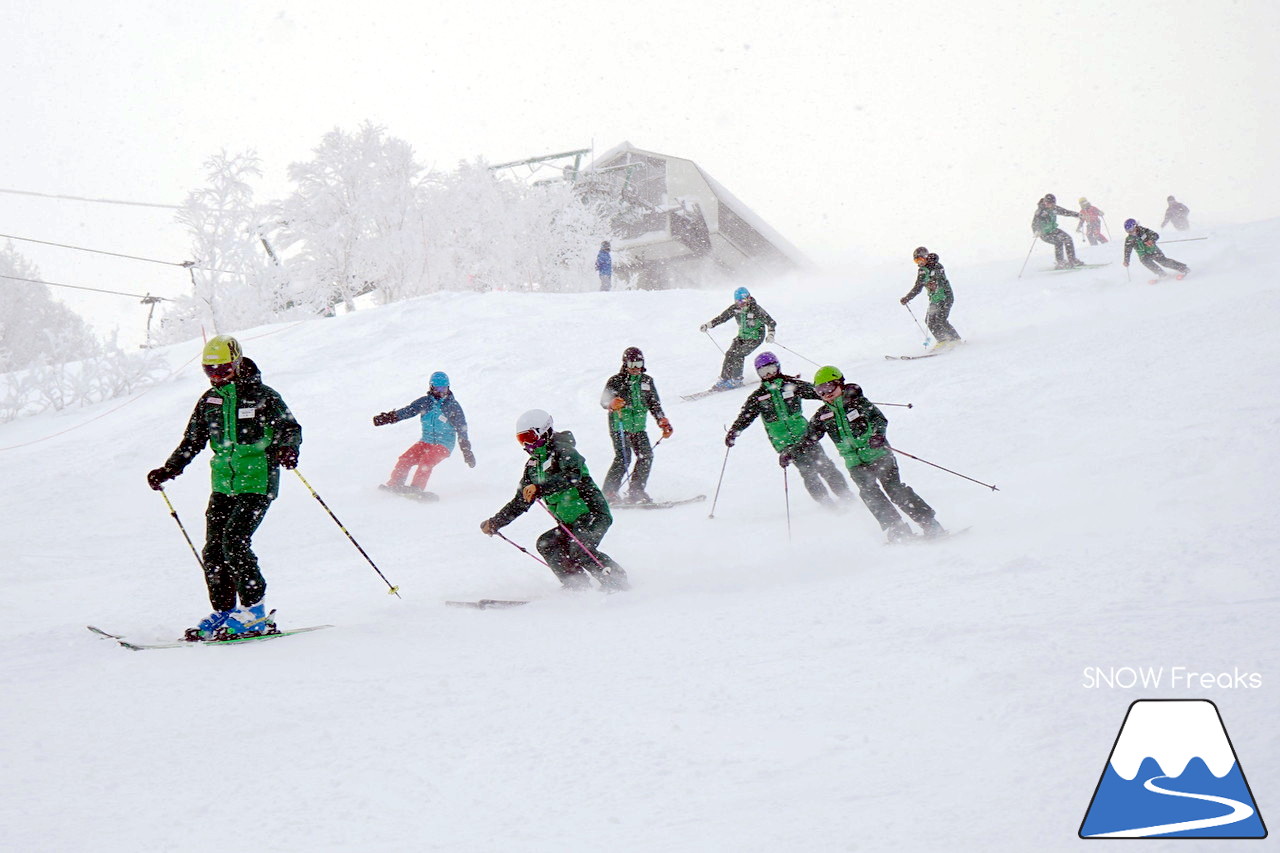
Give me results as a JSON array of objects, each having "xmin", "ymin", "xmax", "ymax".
[{"xmin": 2, "ymin": 224, "xmax": 1277, "ymax": 851}]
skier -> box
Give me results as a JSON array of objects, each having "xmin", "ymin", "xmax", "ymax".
[
  {"xmin": 782, "ymin": 366, "xmax": 944, "ymax": 542},
  {"xmin": 1032, "ymin": 193, "xmax": 1083, "ymax": 269},
  {"xmin": 600, "ymin": 346, "xmax": 673, "ymax": 504},
  {"xmin": 900, "ymin": 250, "xmax": 961, "ymax": 345},
  {"xmin": 145, "ymin": 336, "xmax": 302, "ymax": 639},
  {"xmin": 700, "ymin": 286, "xmax": 777, "ymax": 390},
  {"xmin": 480, "ymin": 410, "xmax": 629, "ymax": 591},
  {"xmin": 1162, "ymin": 196, "xmax": 1191, "ymax": 231},
  {"xmin": 372, "ymin": 371, "xmax": 476, "ymax": 497},
  {"xmin": 596, "ymin": 240, "xmax": 613, "ymax": 291},
  {"xmin": 1122, "ymin": 219, "xmax": 1189, "ymax": 279},
  {"xmin": 1077, "ymin": 198, "xmax": 1108, "ymax": 245},
  {"xmin": 725, "ymin": 352, "xmax": 852, "ymax": 508}
]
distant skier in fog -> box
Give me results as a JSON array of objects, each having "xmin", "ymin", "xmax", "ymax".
[
  {"xmin": 1162, "ymin": 196, "xmax": 1191, "ymax": 231},
  {"xmin": 901, "ymin": 248, "xmax": 961, "ymax": 346},
  {"xmin": 1077, "ymin": 198, "xmax": 1108, "ymax": 245},
  {"xmin": 596, "ymin": 241, "xmax": 613, "ymax": 291}
]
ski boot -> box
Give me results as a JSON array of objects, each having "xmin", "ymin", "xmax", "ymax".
[
  {"xmin": 185, "ymin": 610, "xmax": 232, "ymax": 642},
  {"xmin": 920, "ymin": 518, "xmax": 947, "ymax": 539},
  {"xmin": 220, "ymin": 603, "xmax": 278, "ymax": 639},
  {"xmin": 886, "ymin": 521, "xmax": 915, "ymax": 544},
  {"xmin": 1069, "ymin": 257, "xmax": 1085, "ymax": 267},
  {"xmin": 627, "ymin": 486, "xmax": 653, "ymax": 505}
]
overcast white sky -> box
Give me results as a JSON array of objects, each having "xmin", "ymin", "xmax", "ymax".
[{"xmin": 1, "ymin": 0, "xmax": 1276, "ymax": 344}]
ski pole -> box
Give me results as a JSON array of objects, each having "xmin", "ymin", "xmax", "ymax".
[
  {"xmin": 1101, "ymin": 215, "xmax": 1112, "ymax": 242},
  {"xmin": 703, "ymin": 329, "xmax": 725, "ymax": 354},
  {"xmin": 157, "ymin": 488, "xmax": 206, "ymax": 572},
  {"xmin": 887, "ymin": 445, "xmax": 999, "ymax": 491},
  {"xmin": 494, "ymin": 530, "xmax": 553, "ymax": 569},
  {"xmin": 904, "ymin": 303, "xmax": 931, "ymax": 347},
  {"xmin": 783, "ymin": 467, "xmax": 792, "ymax": 543},
  {"xmin": 772, "ymin": 341, "xmax": 821, "ymax": 367},
  {"xmin": 1016, "ymin": 237, "xmax": 1037, "ymax": 279},
  {"xmin": 536, "ymin": 500, "xmax": 612, "ymax": 582},
  {"xmin": 293, "ymin": 469, "xmax": 401, "ymax": 597},
  {"xmin": 871, "ymin": 401, "xmax": 913, "ymax": 409},
  {"xmin": 1162, "ymin": 237, "xmax": 1208, "ymax": 244},
  {"xmin": 708, "ymin": 443, "xmax": 732, "ymax": 519}
]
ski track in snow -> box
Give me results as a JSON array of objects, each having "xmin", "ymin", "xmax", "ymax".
[{"xmin": 2, "ymin": 223, "xmax": 1278, "ymax": 851}]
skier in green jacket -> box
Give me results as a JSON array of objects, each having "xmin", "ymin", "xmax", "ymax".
[
  {"xmin": 725, "ymin": 351, "xmax": 851, "ymax": 508},
  {"xmin": 480, "ymin": 410, "xmax": 629, "ymax": 591},
  {"xmin": 145, "ymin": 336, "xmax": 302, "ymax": 639},
  {"xmin": 900, "ymin": 248, "xmax": 961, "ymax": 346},
  {"xmin": 782, "ymin": 366, "xmax": 944, "ymax": 542},
  {"xmin": 600, "ymin": 346, "xmax": 673, "ymax": 504},
  {"xmin": 1122, "ymin": 219, "xmax": 1189, "ymax": 279},
  {"xmin": 700, "ymin": 286, "xmax": 777, "ymax": 390},
  {"xmin": 1031, "ymin": 193, "xmax": 1083, "ymax": 269}
]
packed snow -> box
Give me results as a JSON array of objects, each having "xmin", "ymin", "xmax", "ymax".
[{"xmin": 2, "ymin": 223, "xmax": 1277, "ymax": 851}]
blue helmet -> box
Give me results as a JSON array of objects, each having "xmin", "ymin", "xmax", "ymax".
[
  {"xmin": 734, "ymin": 286, "xmax": 750, "ymax": 301},
  {"xmin": 430, "ymin": 371, "xmax": 449, "ymax": 389},
  {"xmin": 1123, "ymin": 218, "xmax": 1137, "ymax": 232}
]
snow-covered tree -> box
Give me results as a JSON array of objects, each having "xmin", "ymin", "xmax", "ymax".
[
  {"xmin": 0, "ymin": 243, "xmax": 99, "ymax": 373},
  {"xmin": 276, "ymin": 122, "xmax": 428, "ymax": 311}
]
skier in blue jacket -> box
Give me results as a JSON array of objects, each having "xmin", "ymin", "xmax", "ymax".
[
  {"xmin": 373, "ymin": 371, "xmax": 475, "ymax": 495},
  {"xmin": 596, "ymin": 241, "xmax": 613, "ymax": 291}
]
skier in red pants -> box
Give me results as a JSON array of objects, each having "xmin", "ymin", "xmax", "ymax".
[{"xmin": 372, "ymin": 371, "xmax": 475, "ymax": 498}]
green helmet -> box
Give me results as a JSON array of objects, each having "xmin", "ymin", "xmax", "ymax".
[
  {"xmin": 202, "ymin": 335, "xmax": 243, "ymax": 366},
  {"xmin": 813, "ymin": 365, "xmax": 844, "ymax": 386}
]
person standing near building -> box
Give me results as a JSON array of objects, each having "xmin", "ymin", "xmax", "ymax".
[
  {"xmin": 372, "ymin": 371, "xmax": 475, "ymax": 498},
  {"xmin": 900, "ymin": 250, "xmax": 961, "ymax": 346},
  {"xmin": 600, "ymin": 347, "xmax": 672, "ymax": 504},
  {"xmin": 1162, "ymin": 196, "xmax": 1191, "ymax": 231},
  {"xmin": 725, "ymin": 352, "xmax": 851, "ymax": 508},
  {"xmin": 596, "ymin": 241, "xmax": 613, "ymax": 291},
  {"xmin": 700, "ymin": 286, "xmax": 777, "ymax": 390},
  {"xmin": 145, "ymin": 336, "xmax": 302, "ymax": 640},
  {"xmin": 782, "ymin": 366, "xmax": 944, "ymax": 542},
  {"xmin": 1077, "ymin": 198, "xmax": 1108, "ymax": 245},
  {"xmin": 1122, "ymin": 219, "xmax": 1189, "ymax": 280},
  {"xmin": 480, "ymin": 409, "xmax": 629, "ymax": 591},
  {"xmin": 1031, "ymin": 193, "xmax": 1083, "ymax": 269}
]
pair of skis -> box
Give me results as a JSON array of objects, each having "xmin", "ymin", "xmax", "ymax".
[{"xmin": 87, "ymin": 623, "xmax": 333, "ymax": 651}]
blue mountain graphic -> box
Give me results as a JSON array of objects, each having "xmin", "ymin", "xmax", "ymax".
[{"xmin": 1081, "ymin": 756, "xmax": 1266, "ymax": 838}]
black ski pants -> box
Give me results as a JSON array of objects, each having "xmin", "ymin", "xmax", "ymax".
[
  {"xmin": 791, "ymin": 441, "xmax": 853, "ymax": 505},
  {"xmin": 925, "ymin": 296, "xmax": 961, "ymax": 342},
  {"xmin": 845, "ymin": 454, "xmax": 936, "ymax": 531},
  {"xmin": 604, "ymin": 426, "xmax": 653, "ymax": 495},
  {"xmin": 536, "ymin": 512, "xmax": 627, "ymax": 590},
  {"xmin": 721, "ymin": 336, "xmax": 763, "ymax": 382},
  {"xmin": 1040, "ymin": 229, "xmax": 1078, "ymax": 264},
  {"xmin": 1138, "ymin": 250, "xmax": 1188, "ymax": 277},
  {"xmin": 202, "ymin": 492, "xmax": 272, "ymax": 612}
]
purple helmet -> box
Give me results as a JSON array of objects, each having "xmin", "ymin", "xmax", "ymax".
[{"xmin": 754, "ymin": 351, "xmax": 779, "ymax": 370}]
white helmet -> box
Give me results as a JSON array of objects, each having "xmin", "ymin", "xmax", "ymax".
[{"xmin": 515, "ymin": 409, "xmax": 554, "ymax": 449}]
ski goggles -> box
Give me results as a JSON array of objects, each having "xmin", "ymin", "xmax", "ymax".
[
  {"xmin": 913, "ymin": 255, "xmax": 928, "ymax": 265},
  {"xmin": 625, "ymin": 359, "xmax": 644, "ymax": 370},
  {"xmin": 429, "ymin": 385, "xmax": 449, "ymax": 396},
  {"xmin": 516, "ymin": 429, "xmax": 548, "ymax": 448},
  {"xmin": 756, "ymin": 363, "xmax": 780, "ymax": 379},
  {"xmin": 815, "ymin": 379, "xmax": 842, "ymax": 398},
  {"xmin": 202, "ymin": 362, "xmax": 237, "ymax": 383}
]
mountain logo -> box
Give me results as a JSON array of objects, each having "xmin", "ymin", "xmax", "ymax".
[{"xmin": 1080, "ymin": 699, "xmax": 1267, "ymax": 838}]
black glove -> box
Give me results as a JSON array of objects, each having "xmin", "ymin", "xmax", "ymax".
[
  {"xmin": 850, "ymin": 416, "xmax": 869, "ymax": 433},
  {"xmin": 868, "ymin": 434, "xmax": 886, "ymax": 449},
  {"xmin": 462, "ymin": 446, "xmax": 476, "ymax": 468},
  {"xmin": 146, "ymin": 466, "xmax": 175, "ymax": 491},
  {"xmin": 779, "ymin": 452, "xmax": 793, "ymax": 468},
  {"xmin": 372, "ymin": 411, "xmax": 397, "ymax": 426},
  {"xmin": 269, "ymin": 446, "xmax": 299, "ymax": 469},
  {"xmin": 899, "ymin": 296, "xmax": 910, "ymax": 305},
  {"xmin": 724, "ymin": 431, "xmax": 737, "ymax": 448},
  {"xmin": 846, "ymin": 383, "xmax": 864, "ymax": 399}
]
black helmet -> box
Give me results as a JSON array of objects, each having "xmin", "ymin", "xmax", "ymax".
[
  {"xmin": 1167, "ymin": 196, "xmax": 1176, "ymax": 203},
  {"xmin": 1043, "ymin": 193, "xmax": 1056, "ymax": 204},
  {"xmin": 912, "ymin": 246, "xmax": 929, "ymax": 259},
  {"xmin": 602, "ymin": 240, "xmax": 611, "ymax": 249},
  {"xmin": 622, "ymin": 346, "xmax": 644, "ymax": 370}
]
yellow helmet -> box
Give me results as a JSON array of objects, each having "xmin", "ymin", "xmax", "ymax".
[
  {"xmin": 202, "ymin": 335, "xmax": 243, "ymax": 366},
  {"xmin": 1078, "ymin": 197, "xmax": 1089, "ymax": 206}
]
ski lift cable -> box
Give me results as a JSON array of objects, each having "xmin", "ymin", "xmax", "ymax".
[
  {"xmin": 0, "ymin": 273, "xmax": 171, "ymax": 301},
  {"xmin": 0, "ymin": 232, "xmax": 246, "ymax": 275}
]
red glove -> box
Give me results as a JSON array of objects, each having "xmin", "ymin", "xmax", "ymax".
[
  {"xmin": 658, "ymin": 417, "xmax": 673, "ymax": 439},
  {"xmin": 372, "ymin": 411, "xmax": 397, "ymax": 426},
  {"xmin": 868, "ymin": 434, "xmax": 886, "ymax": 449}
]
